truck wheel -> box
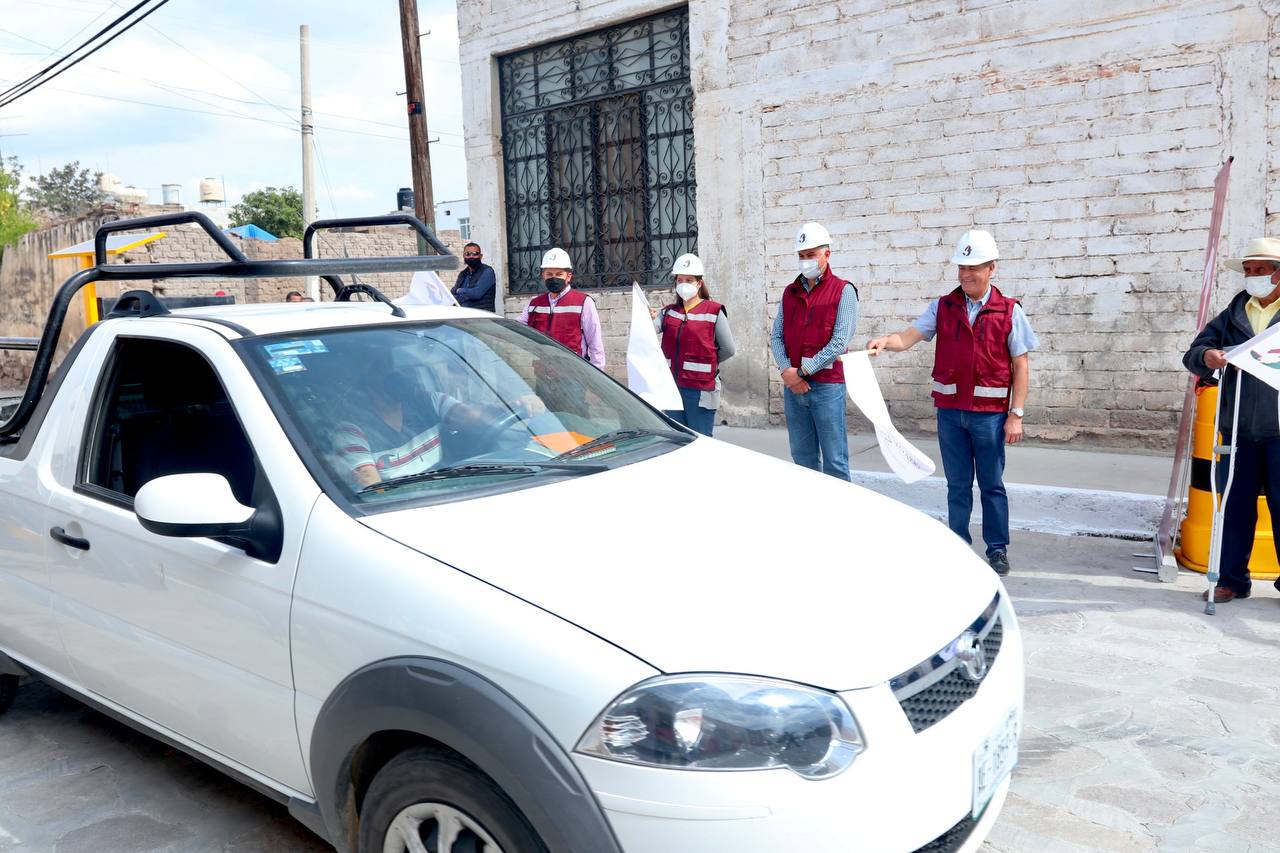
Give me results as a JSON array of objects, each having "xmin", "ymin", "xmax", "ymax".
[
  {"xmin": 0, "ymin": 674, "xmax": 17, "ymax": 715},
  {"xmin": 358, "ymin": 748, "xmax": 545, "ymax": 853}
]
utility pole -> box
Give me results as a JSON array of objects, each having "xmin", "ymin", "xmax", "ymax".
[
  {"xmin": 300, "ymin": 24, "xmax": 319, "ymax": 299},
  {"xmin": 398, "ymin": 0, "xmax": 436, "ymax": 236}
]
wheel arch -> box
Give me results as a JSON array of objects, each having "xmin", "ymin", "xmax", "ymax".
[{"xmin": 308, "ymin": 656, "xmax": 622, "ymax": 853}]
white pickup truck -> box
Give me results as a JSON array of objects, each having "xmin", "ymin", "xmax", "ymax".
[{"xmin": 0, "ymin": 213, "xmax": 1022, "ymax": 853}]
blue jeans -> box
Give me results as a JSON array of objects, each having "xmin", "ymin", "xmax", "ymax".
[
  {"xmin": 937, "ymin": 408, "xmax": 1009, "ymax": 557},
  {"xmin": 665, "ymin": 387, "xmax": 716, "ymax": 437},
  {"xmin": 783, "ymin": 383, "xmax": 850, "ymax": 481},
  {"xmin": 1215, "ymin": 437, "xmax": 1280, "ymax": 596}
]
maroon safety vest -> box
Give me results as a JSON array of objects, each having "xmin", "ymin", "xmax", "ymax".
[
  {"xmin": 660, "ymin": 300, "xmax": 723, "ymax": 391},
  {"xmin": 782, "ymin": 268, "xmax": 852, "ymax": 383},
  {"xmin": 527, "ymin": 289, "xmax": 588, "ymax": 355},
  {"xmin": 931, "ymin": 285, "xmax": 1016, "ymax": 413}
]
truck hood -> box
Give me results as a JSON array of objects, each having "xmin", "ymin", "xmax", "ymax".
[{"xmin": 360, "ymin": 437, "xmax": 1001, "ymax": 691}]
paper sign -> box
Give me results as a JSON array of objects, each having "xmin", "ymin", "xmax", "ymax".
[
  {"xmin": 626, "ymin": 283, "xmax": 683, "ymax": 411},
  {"xmin": 840, "ymin": 351, "xmax": 936, "ymax": 484}
]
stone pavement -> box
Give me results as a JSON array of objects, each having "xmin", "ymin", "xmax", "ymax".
[{"xmin": 1, "ymin": 532, "xmax": 1277, "ymax": 851}]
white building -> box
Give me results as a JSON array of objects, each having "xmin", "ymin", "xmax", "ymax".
[
  {"xmin": 457, "ymin": 0, "xmax": 1280, "ymax": 446},
  {"xmin": 434, "ymin": 198, "xmax": 471, "ymax": 240}
]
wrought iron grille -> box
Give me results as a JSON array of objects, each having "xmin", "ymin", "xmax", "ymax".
[{"xmin": 499, "ymin": 9, "xmax": 697, "ymax": 293}]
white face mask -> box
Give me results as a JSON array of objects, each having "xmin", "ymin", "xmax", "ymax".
[
  {"xmin": 675, "ymin": 282, "xmax": 699, "ymax": 301},
  {"xmin": 1245, "ymin": 274, "xmax": 1277, "ymax": 299},
  {"xmin": 799, "ymin": 258, "xmax": 821, "ymax": 280}
]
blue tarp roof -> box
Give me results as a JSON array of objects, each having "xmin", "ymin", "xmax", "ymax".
[{"xmin": 225, "ymin": 224, "xmax": 278, "ymax": 241}]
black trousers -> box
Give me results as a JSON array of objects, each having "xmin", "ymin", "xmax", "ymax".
[{"xmin": 1216, "ymin": 437, "xmax": 1280, "ymax": 594}]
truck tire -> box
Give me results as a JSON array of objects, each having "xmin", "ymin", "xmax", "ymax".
[
  {"xmin": 357, "ymin": 747, "xmax": 546, "ymax": 853},
  {"xmin": 0, "ymin": 674, "xmax": 17, "ymax": 715}
]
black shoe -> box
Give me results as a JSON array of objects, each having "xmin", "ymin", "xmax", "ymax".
[
  {"xmin": 988, "ymin": 551, "xmax": 1010, "ymax": 576},
  {"xmin": 1273, "ymin": 577, "xmax": 1280, "ymax": 594}
]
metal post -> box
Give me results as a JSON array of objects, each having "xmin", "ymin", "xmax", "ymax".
[
  {"xmin": 300, "ymin": 24, "xmax": 319, "ymax": 300},
  {"xmin": 399, "ymin": 0, "xmax": 436, "ymax": 239}
]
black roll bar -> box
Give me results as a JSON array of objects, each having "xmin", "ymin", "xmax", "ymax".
[
  {"xmin": 303, "ymin": 213, "xmax": 452, "ymax": 260},
  {"xmin": 95, "ymin": 210, "xmax": 248, "ymax": 265},
  {"xmin": 0, "ymin": 211, "xmax": 455, "ymax": 439}
]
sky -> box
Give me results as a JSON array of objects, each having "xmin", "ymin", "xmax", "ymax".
[{"xmin": 0, "ymin": 0, "xmax": 467, "ymax": 218}]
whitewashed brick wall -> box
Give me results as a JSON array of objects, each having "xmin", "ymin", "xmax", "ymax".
[{"xmin": 460, "ymin": 0, "xmax": 1280, "ymax": 447}]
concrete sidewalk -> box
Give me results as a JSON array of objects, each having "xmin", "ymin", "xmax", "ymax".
[{"xmin": 716, "ymin": 427, "xmax": 1175, "ymax": 541}]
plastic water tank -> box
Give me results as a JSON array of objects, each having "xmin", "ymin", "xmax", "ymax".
[
  {"xmin": 397, "ymin": 187, "xmax": 414, "ymax": 211},
  {"xmin": 162, "ymin": 183, "xmax": 181, "ymax": 205},
  {"xmin": 200, "ymin": 178, "xmax": 225, "ymax": 203}
]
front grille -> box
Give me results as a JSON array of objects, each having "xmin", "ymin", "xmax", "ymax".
[
  {"xmin": 898, "ymin": 618, "xmax": 1004, "ymax": 734},
  {"xmin": 913, "ymin": 813, "xmax": 980, "ymax": 853}
]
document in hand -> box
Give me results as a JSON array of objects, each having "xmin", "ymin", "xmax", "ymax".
[
  {"xmin": 626, "ymin": 283, "xmax": 683, "ymax": 410},
  {"xmin": 395, "ymin": 271, "xmax": 459, "ymax": 306},
  {"xmin": 1226, "ymin": 323, "xmax": 1280, "ymax": 392},
  {"xmin": 840, "ymin": 351, "xmax": 936, "ymax": 484}
]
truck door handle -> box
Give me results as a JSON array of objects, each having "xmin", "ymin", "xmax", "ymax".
[{"xmin": 50, "ymin": 526, "xmax": 91, "ymax": 551}]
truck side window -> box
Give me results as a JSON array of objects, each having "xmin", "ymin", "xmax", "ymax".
[{"xmin": 83, "ymin": 338, "xmax": 259, "ymax": 504}]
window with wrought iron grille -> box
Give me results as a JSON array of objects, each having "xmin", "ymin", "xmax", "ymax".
[{"xmin": 498, "ymin": 8, "xmax": 697, "ymax": 293}]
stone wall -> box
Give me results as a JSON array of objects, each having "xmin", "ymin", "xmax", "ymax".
[{"xmin": 461, "ymin": 0, "xmax": 1280, "ymax": 448}]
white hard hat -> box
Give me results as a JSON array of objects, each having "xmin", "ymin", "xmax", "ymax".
[
  {"xmin": 795, "ymin": 222, "xmax": 831, "ymax": 251},
  {"xmin": 950, "ymin": 230, "xmax": 999, "ymax": 265},
  {"xmin": 671, "ymin": 253, "xmax": 704, "ymax": 277},
  {"xmin": 540, "ymin": 247, "xmax": 573, "ymax": 270}
]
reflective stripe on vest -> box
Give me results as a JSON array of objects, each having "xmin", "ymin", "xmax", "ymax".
[
  {"xmin": 682, "ymin": 361, "xmax": 713, "ymax": 373},
  {"xmin": 932, "ymin": 382, "xmax": 957, "ymax": 395},
  {"xmin": 973, "ymin": 386, "xmax": 1009, "ymax": 399}
]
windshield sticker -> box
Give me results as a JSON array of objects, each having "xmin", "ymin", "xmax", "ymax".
[
  {"xmin": 269, "ymin": 355, "xmax": 306, "ymax": 375},
  {"xmin": 264, "ymin": 339, "xmax": 329, "ymax": 358}
]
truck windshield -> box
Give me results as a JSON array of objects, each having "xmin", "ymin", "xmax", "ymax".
[{"xmin": 242, "ymin": 318, "xmax": 691, "ymax": 511}]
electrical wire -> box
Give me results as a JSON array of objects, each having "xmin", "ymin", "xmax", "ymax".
[{"xmin": 0, "ymin": 0, "xmax": 172, "ymax": 109}]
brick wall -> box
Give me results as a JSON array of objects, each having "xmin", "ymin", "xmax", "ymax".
[{"xmin": 460, "ymin": 0, "xmax": 1279, "ymax": 448}]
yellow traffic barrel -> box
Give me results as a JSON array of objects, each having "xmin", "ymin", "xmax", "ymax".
[{"xmin": 1176, "ymin": 384, "xmax": 1280, "ymax": 579}]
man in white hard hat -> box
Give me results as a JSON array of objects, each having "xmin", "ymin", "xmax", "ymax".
[
  {"xmin": 516, "ymin": 247, "xmax": 605, "ymax": 417},
  {"xmin": 769, "ymin": 222, "xmax": 859, "ymax": 481},
  {"xmin": 867, "ymin": 230, "xmax": 1038, "ymax": 576},
  {"xmin": 1183, "ymin": 236, "xmax": 1280, "ymax": 604}
]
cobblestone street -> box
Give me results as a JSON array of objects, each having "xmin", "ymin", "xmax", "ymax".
[{"xmin": 1, "ymin": 531, "xmax": 1278, "ymax": 851}]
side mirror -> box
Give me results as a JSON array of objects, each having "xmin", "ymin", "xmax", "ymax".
[{"xmin": 135, "ymin": 473, "xmax": 255, "ymax": 538}]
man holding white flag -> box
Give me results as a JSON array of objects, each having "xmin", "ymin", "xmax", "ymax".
[
  {"xmin": 1183, "ymin": 236, "xmax": 1280, "ymax": 604},
  {"xmin": 867, "ymin": 230, "xmax": 1038, "ymax": 576}
]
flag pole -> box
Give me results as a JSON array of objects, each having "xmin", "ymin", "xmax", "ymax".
[{"xmin": 1206, "ymin": 365, "xmax": 1242, "ymax": 615}]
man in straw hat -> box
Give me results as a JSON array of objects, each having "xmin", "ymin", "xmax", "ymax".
[{"xmin": 1183, "ymin": 236, "xmax": 1280, "ymax": 603}]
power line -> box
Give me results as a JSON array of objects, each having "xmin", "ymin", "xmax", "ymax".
[{"xmin": 0, "ymin": 0, "xmax": 172, "ymax": 109}]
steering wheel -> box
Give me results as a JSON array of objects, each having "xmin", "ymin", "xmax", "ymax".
[{"xmin": 474, "ymin": 409, "xmax": 527, "ymax": 449}]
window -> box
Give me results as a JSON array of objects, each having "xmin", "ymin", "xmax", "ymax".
[
  {"xmin": 82, "ymin": 338, "xmax": 261, "ymax": 507},
  {"xmin": 458, "ymin": 216, "xmax": 471, "ymax": 240},
  {"xmin": 499, "ymin": 8, "xmax": 696, "ymax": 293}
]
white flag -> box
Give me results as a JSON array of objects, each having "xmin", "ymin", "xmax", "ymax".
[
  {"xmin": 395, "ymin": 271, "xmax": 459, "ymax": 307},
  {"xmin": 840, "ymin": 351, "xmax": 936, "ymax": 484},
  {"xmin": 626, "ymin": 283, "xmax": 682, "ymax": 410},
  {"xmin": 1226, "ymin": 323, "xmax": 1280, "ymax": 392}
]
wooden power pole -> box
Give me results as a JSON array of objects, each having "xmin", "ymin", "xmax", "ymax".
[{"xmin": 398, "ymin": 0, "xmax": 436, "ymax": 234}]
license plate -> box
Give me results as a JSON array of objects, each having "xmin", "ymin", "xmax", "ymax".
[{"xmin": 972, "ymin": 707, "xmax": 1020, "ymax": 818}]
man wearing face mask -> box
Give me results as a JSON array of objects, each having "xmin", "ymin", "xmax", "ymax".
[
  {"xmin": 867, "ymin": 230, "xmax": 1038, "ymax": 576},
  {"xmin": 769, "ymin": 222, "xmax": 859, "ymax": 481},
  {"xmin": 516, "ymin": 247, "xmax": 606, "ymax": 368},
  {"xmin": 1183, "ymin": 236, "xmax": 1280, "ymax": 604},
  {"xmin": 451, "ymin": 242, "xmax": 498, "ymax": 312}
]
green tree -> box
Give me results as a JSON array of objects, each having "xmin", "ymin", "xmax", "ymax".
[
  {"xmin": 0, "ymin": 157, "xmax": 36, "ymax": 259},
  {"xmin": 229, "ymin": 186, "xmax": 305, "ymax": 239},
  {"xmin": 26, "ymin": 160, "xmax": 106, "ymax": 219}
]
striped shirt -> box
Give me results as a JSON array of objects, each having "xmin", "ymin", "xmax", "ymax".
[
  {"xmin": 770, "ymin": 279, "xmax": 860, "ymax": 376},
  {"xmin": 334, "ymin": 392, "xmax": 457, "ymax": 484}
]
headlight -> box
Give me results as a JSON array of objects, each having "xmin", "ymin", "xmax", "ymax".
[{"xmin": 575, "ymin": 675, "xmax": 864, "ymax": 779}]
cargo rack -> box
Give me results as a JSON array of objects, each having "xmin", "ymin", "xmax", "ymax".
[{"xmin": 0, "ymin": 210, "xmax": 455, "ymax": 439}]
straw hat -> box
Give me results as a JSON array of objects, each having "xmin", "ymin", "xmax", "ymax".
[{"xmin": 1225, "ymin": 237, "xmax": 1280, "ymax": 272}]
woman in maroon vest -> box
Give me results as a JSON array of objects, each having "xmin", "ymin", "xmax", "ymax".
[{"xmin": 652, "ymin": 254, "xmax": 736, "ymax": 436}]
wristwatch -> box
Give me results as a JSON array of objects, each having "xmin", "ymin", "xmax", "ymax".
[{"xmin": 1009, "ymin": 407, "xmax": 1025, "ymax": 418}]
